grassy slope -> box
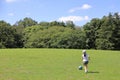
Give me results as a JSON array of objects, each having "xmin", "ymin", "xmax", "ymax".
[{"xmin": 0, "ymin": 49, "xmax": 119, "ymax": 80}]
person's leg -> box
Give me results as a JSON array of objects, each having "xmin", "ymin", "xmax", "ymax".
[
  {"xmin": 83, "ymin": 61, "xmax": 86, "ymax": 72},
  {"xmin": 84, "ymin": 65, "xmax": 87, "ymax": 73},
  {"xmin": 85, "ymin": 64, "xmax": 88, "ymax": 73},
  {"xmin": 83, "ymin": 61, "xmax": 88, "ymax": 73}
]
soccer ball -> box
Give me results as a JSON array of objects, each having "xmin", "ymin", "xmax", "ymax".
[{"xmin": 78, "ymin": 66, "xmax": 82, "ymax": 70}]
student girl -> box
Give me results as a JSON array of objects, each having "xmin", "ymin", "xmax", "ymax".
[{"xmin": 82, "ymin": 50, "xmax": 90, "ymax": 73}]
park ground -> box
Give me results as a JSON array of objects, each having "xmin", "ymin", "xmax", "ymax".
[{"xmin": 0, "ymin": 49, "xmax": 119, "ymax": 80}]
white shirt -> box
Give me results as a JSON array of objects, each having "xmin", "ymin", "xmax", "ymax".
[{"xmin": 82, "ymin": 54, "xmax": 89, "ymax": 61}]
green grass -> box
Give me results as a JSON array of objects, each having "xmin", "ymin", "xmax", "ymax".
[{"xmin": 0, "ymin": 49, "xmax": 120, "ymax": 80}]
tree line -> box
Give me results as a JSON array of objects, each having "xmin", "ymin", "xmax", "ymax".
[{"xmin": 0, "ymin": 12, "xmax": 120, "ymax": 50}]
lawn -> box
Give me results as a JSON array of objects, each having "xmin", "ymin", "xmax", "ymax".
[{"xmin": 0, "ymin": 49, "xmax": 119, "ymax": 80}]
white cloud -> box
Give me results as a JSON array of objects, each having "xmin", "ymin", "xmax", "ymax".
[
  {"xmin": 58, "ymin": 16, "xmax": 89, "ymax": 22},
  {"xmin": 81, "ymin": 4, "xmax": 92, "ymax": 9},
  {"xmin": 5, "ymin": 0, "xmax": 17, "ymax": 3},
  {"xmin": 8, "ymin": 13, "xmax": 14, "ymax": 16},
  {"xmin": 69, "ymin": 4, "xmax": 92, "ymax": 13}
]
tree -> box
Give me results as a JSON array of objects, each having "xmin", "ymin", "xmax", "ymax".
[
  {"xmin": 83, "ymin": 18, "xmax": 101, "ymax": 49},
  {"xmin": 95, "ymin": 13, "xmax": 118, "ymax": 49},
  {"xmin": 0, "ymin": 20, "xmax": 11, "ymax": 27},
  {"xmin": 83, "ymin": 12, "xmax": 120, "ymax": 50},
  {"xmin": 23, "ymin": 25, "xmax": 86, "ymax": 49},
  {"xmin": 14, "ymin": 17, "xmax": 38, "ymax": 27},
  {"xmin": 0, "ymin": 21, "xmax": 17, "ymax": 48},
  {"xmin": 112, "ymin": 13, "xmax": 120, "ymax": 49},
  {"xmin": 39, "ymin": 21, "xmax": 49, "ymax": 27},
  {"xmin": 49, "ymin": 21, "xmax": 66, "ymax": 27},
  {"xmin": 66, "ymin": 21, "xmax": 75, "ymax": 29}
]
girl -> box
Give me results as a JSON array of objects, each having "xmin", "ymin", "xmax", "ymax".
[{"xmin": 82, "ymin": 50, "xmax": 90, "ymax": 73}]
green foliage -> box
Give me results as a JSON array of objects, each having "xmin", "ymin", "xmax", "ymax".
[
  {"xmin": 39, "ymin": 21, "xmax": 67, "ymax": 27},
  {"xmin": 0, "ymin": 20, "xmax": 24, "ymax": 48},
  {"xmin": 95, "ymin": 13, "xmax": 120, "ymax": 49},
  {"xmin": 95, "ymin": 39, "xmax": 114, "ymax": 49},
  {"xmin": 111, "ymin": 13, "xmax": 120, "ymax": 49},
  {"xmin": 0, "ymin": 42, "xmax": 5, "ymax": 48},
  {"xmin": 0, "ymin": 20, "xmax": 11, "ymax": 27},
  {"xmin": 39, "ymin": 21, "xmax": 50, "ymax": 27},
  {"xmin": 0, "ymin": 21, "xmax": 15, "ymax": 48},
  {"xmin": 14, "ymin": 17, "xmax": 38, "ymax": 28},
  {"xmin": 65, "ymin": 21, "xmax": 75, "ymax": 29},
  {"xmin": 84, "ymin": 18, "xmax": 102, "ymax": 49},
  {"xmin": 83, "ymin": 12, "xmax": 120, "ymax": 50},
  {"xmin": 0, "ymin": 12, "xmax": 120, "ymax": 49},
  {"xmin": 23, "ymin": 26, "xmax": 86, "ymax": 49}
]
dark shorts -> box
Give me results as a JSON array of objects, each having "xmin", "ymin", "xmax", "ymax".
[{"xmin": 83, "ymin": 61, "xmax": 89, "ymax": 65}]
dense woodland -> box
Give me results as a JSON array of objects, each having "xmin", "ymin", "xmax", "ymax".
[{"xmin": 0, "ymin": 12, "xmax": 120, "ymax": 50}]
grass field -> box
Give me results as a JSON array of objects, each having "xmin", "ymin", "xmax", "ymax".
[{"xmin": 0, "ymin": 49, "xmax": 120, "ymax": 80}]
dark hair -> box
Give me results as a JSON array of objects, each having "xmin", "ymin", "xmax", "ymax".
[{"xmin": 84, "ymin": 53, "xmax": 86, "ymax": 57}]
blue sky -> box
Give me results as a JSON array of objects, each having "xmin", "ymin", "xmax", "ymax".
[{"xmin": 0, "ymin": 0, "xmax": 120, "ymax": 26}]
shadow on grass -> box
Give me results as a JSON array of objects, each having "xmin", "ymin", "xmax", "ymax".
[{"xmin": 88, "ymin": 71, "xmax": 99, "ymax": 74}]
